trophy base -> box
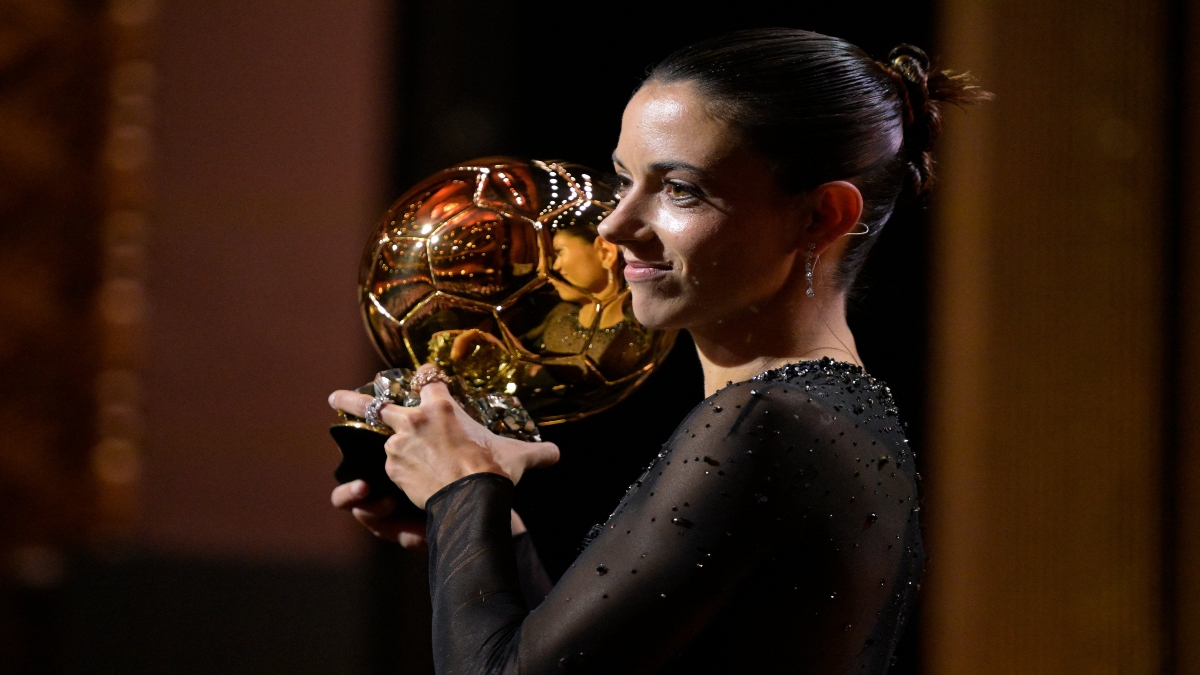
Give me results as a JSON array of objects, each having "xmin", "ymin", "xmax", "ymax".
[{"xmin": 330, "ymin": 421, "xmax": 424, "ymax": 521}]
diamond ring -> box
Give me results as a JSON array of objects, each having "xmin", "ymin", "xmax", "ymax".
[
  {"xmin": 364, "ymin": 394, "xmax": 390, "ymax": 428},
  {"xmin": 410, "ymin": 367, "xmax": 453, "ymax": 394}
]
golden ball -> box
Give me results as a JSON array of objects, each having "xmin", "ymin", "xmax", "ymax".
[{"xmin": 360, "ymin": 157, "xmax": 676, "ymax": 424}]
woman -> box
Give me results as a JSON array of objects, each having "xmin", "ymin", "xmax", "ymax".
[
  {"xmin": 528, "ymin": 222, "xmax": 650, "ymax": 378},
  {"xmin": 330, "ymin": 29, "xmax": 986, "ymax": 673},
  {"xmin": 548, "ymin": 222, "xmax": 622, "ymax": 314}
]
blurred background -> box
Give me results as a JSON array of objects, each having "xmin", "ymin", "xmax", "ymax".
[{"xmin": 0, "ymin": 0, "xmax": 1196, "ymax": 673}]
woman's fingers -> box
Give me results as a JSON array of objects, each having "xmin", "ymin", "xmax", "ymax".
[
  {"xmin": 508, "ymin": 441, "xmax": 559, "ymax": 483},
  {"xmin": 352, "ymin": 495, "xmax": 400, "ymax": 520},
  {"xmin": 334, "ymin": 482, "xmax": 401, "ymax": 523},
  {"xmin": 398, "ymin": 531, "xmax": 427, "ymax": 549},
  {"xmin": 525, "ymin": 441, "xmax": 561, "ymax": 468},
  {"xmin": 329, "ymin": 388, "xmax": 420, "ymax": 432},
  {"xmin": 495, "ymin": 436, "xmax": 559, "ymax": 468},
  {"xmin": 351, "ymin": 504, "xmax": 422, "ymax": 543},
  {"xmin": 378, "ymin": 401, "xmax": 416, "ymax": 431},
  {"xmin": 349, "ymin": 495, "xmax": 418, "ymax": 530},
  {"xmin": 329, "ymin": 389, "xmax": 373, "ymax": 417},
  {"xmin": 415, "ymin": 365, "xmax": 457, "ymax": 410},
  {"xmin": 331, "ymin": 479, "xmax": 370, "ymax": 508},
  {"xmin": 332, "ymin": 480, "xmax": 427, "ymax": 547},
  {"xmin": 333, "ymin": 370, "xmax": 555, "ymax": 548},
  {"xmin": 488, "ymin": 437, "xmax": 560, "ymax": 484}
]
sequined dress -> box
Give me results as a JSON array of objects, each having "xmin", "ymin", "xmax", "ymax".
[
  {"xmin": 526, "ymin": 300, "xmax": 652, "ymax": 378},
  {"xmin": 424, "ymin": 359, "xmax": 923, "ymax": 674}
]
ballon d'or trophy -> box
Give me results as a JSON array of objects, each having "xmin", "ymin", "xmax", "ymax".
[{"xmin": 331, "ymin": 158, "xmax": 676, "ymax": 517}]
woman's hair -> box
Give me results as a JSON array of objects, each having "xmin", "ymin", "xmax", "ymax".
[
  {"xmin": 554, "ymin": 221, "xmax": 600, "ymax": 243},
  {"xmin": 647, "ymin": 29, "xmax": 990, "ymax": 289}
]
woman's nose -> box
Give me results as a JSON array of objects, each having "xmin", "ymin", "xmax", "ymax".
[{"xmin": 598, "ymin": 195, "xmax": 649, "ymax": 245}]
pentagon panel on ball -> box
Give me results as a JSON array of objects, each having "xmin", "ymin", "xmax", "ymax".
[{"xmin": 358, "ymin": 157, "xmax": 676, "ymax": 425}]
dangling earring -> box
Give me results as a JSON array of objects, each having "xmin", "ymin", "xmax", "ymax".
[{"xmin": 805, "ymin": 243, "xmax": 816, "ymax": 298}]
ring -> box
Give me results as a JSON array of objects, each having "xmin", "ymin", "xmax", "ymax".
[
  {"xmin": 364, "ymin": 395, "xmax": 390, "ymax": 428},
  {"xmin": 410, "ymin": 366, "xmax": 453, "ymax": 394}
]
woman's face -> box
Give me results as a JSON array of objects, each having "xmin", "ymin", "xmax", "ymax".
[
  {"xmin": 599, "ymin": 80, "xmax": 809, "ymax": 331},
  {"xmin": 551, "ymin": 231, "xmax": 608, "ymax": 295}
]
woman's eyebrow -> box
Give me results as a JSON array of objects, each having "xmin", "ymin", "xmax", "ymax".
[
  {"xmin": 648, "ymin": 160, "xmax": 714, "ymax": 181},
  {"xmin": 611, "ymin": 155, "xmax": 714, "ymax": 182}
]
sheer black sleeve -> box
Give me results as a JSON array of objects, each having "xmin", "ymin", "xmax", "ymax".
[
  {"xmin": 512, "ymin": 532, "xmax": 552, "ymax": 608},
  {"xmin": 423, "ymin": 361, "xmax": 923, "ymax": 674}
]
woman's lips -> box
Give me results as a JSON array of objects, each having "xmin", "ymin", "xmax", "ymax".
[{"xmin": 623, "ymin": 259, "xmax": 672, "ymax": 283}]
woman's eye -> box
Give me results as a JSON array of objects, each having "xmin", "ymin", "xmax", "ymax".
[
  {"xmin": 664, "ymin": 180, "xmax": 700, "ymax": 202},
  {"xmin": 612, "ymin": 175, "xmax": 632, "ymax": 199}
]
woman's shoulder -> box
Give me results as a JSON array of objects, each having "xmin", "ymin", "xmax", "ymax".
[
  {"xmin": 702, "ymin": 358, "xmax": 900, "ymax": 419},
  {"xmin": 685, "ymin": 358, "xmax": 912, "ymax": 470},
  {"xmin": 648, "ymin": 359, "xmax": 918, "ymax": 537},
  {"xmin": 758, "ymin": 358, "xmax": 901, "ymax": 423}
]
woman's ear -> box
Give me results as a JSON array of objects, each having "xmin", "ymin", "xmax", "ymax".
[
  {"xmin": 806, "ymin": 181, "xmax": 864, "ymax": 254},
  {"xmin": 594, "ymin": 236, "xmax": 620, "ymax": 269}
]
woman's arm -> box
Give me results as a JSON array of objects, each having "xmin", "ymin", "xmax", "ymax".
[
  {"xmin": 333, "ymin": 372, "xmax": 917, "ymax": 674},
  {"xmin": 330, "ymin": 481, "xmax": 552, "ymax": 607},
  {"xmin": 418, "ymin": 379, "xmax": 916, "ymax": 674}
]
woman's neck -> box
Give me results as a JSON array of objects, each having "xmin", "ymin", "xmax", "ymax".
[
  {"xmin": 689, "ymin": 288, "xmax": 861, "ymax": 397},
  {"xmin": 579, "ymin": 284, "xmax": 625, "ymax": 328}
]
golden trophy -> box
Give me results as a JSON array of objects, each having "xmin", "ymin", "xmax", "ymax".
[{"xmin": 331, "ymin": 158, "xmax": 675, "ymax": 514}]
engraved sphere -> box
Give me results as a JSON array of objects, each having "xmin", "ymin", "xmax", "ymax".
[{"xmin": 360, "ymin": 157, "xmax": 676, "ymax": 424}]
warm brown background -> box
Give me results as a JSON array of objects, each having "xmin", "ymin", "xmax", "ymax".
[
  {"xmin": 2, "ymin": 0, "xmax": 1198, "ymax": 673},
  {"xmin": 142, "ymin": 0, "xmax": 387, "ymax": 564},
  {"xmin": 925, "ymin": 0, "xmax": 1199, "ymax": 672},
  {"xmin": 1, "ymin": 0, "xmax": 390, "ymax": 671}
]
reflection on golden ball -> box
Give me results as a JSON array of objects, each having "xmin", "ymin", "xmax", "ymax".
[{"xmin": 360, "ymin": 157, "xmax": 676, "ymax": 424}]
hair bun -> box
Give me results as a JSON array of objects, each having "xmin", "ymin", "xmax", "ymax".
[
  {"xmin": 888, "ymin": 45, "xmax": 931, "ymax": 89},
  {"xmin": 880, "ymin": 44, "xmax": 992, "ymax": 197},
  {"xmin": 883, "ymin": 45, "xmax": 935, "ymax": 196}
]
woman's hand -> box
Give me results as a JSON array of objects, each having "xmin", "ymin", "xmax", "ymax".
[
  {"xmin": 331, "ymin": 479, "xmax": 427, "ymax": 548},
  {"xmin": 328, "ymin": 365, "xmax": 560, "ymax": 510},
  {"xmin": 331, "ymin": 479, "xmax": 533, "ymax": 549}
]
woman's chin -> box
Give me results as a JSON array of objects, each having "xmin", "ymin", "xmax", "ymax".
[{"xmin": 629, "ymin": 295, "xmax": 690, "ymax": 332}]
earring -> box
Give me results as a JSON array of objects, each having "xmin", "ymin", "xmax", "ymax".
[
  {"xmin": 845, "ymin": 222, "xmax": 870, "ymax": 236},
  {"xmin": 805, "ymin": 243, "xmax": 816, "ymax": 298},
  {"xmin": 606, "ymin": 267, "xmax": 616, "ymax": 288}
]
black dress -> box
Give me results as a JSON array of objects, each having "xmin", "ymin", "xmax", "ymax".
[{"xmin": 423, "ymin": 359, "xmax": 923, "ymax": 674}]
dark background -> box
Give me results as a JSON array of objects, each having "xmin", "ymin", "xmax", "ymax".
[{"xmin": 377, "ymin": 3, "xmax": 933, "ymax": 673}]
